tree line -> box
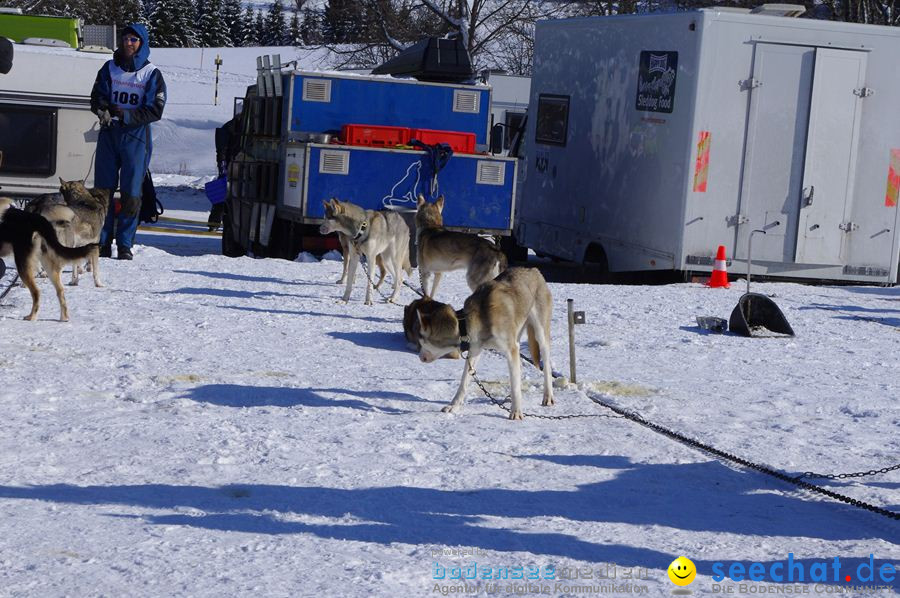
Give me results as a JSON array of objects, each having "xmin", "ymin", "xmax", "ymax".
[{"xmin": 4, "ymin": 0, "xmax": 898, "ymax": 73}]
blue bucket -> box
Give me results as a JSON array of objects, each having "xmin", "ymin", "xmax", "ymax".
[{"xmin": 205, "ymin": 176, "xmax": 227, "ymax": 205}]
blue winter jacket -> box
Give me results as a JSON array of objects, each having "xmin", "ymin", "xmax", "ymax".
[{"xmin": 90, "ymin": 23, "xmax": 167, "ymax": 198}]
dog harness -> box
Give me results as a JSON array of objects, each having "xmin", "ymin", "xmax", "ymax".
[{"xmin": 455, "ymin": 309, "xmax": 470, "ymax": 353}]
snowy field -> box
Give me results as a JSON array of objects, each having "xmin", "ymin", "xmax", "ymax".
[{"xmin": 0, "ymin": 45, "xmax": 898, "ymax": 597}]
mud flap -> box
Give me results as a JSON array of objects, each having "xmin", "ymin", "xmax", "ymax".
[{"xmin": 729, "ymin": 293, "xmax": 795, "ymax": 337}]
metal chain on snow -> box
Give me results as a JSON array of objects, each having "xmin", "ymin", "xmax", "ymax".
[
  {"xmin": 466, "ymin": 361, "xmax": 623, "ymax": 421},
  {"xmin": 794, "ymin": 463, "xmax": 900, "ymax": 481},
  {"xmin": 356, "ymin": 250, "xmax": 426, "ymax": 300},
  {"xmin": 580, "ymin": 391, "xmax": 899, "ymax": 521},
  {"xmin": 350, "ymin": 256, "xmax": 899, "ymax": 519}
]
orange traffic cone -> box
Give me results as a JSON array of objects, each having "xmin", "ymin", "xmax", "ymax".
[{"xmin": 707, "ymin": 245, "xmax": 730, "ymax": 288}]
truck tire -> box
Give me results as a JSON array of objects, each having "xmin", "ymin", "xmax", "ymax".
[{"xmin": 583, "ymin": 243, "xmax": 611, "ymax": 283}]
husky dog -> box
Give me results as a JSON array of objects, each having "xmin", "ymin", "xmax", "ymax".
[
  {"xmin": 0, "ymin": 198, "xmax": 100, "ymax": 321},
  {"xmin": 57, "ymin": 179, "xmax": 109, "ymax": 285},
  {"xmin": 322, "ymin": 198, "xmax": 385, "ymax": 287},
  {"xmin": 417, "ymin": 267, "xmax": 554, "ymax": 420},
  {"xmin": 319, "ymin": 198, "xmax": 412, "ymax": 305},
  {"xmin": 403, "ymin": 296, "xmax": 460, "ymax": 359},
  {"xmin": 25, "ymin": 179, "xmax": 108, "ymax": 286},
  {"xmin": 415, "ymin": 195, "xmax": 507, "ymax": 299}
]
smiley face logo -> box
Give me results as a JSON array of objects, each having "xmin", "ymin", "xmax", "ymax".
[{"xmin": 667, "ymin": 556, "xmax": 696, "ymax": 586}]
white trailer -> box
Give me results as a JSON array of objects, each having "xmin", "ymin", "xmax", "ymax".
[
  {"xmin": 517, "ymin": 7, "xmax": 900, "ymax": 284},
  {"xmin": 0, "ymin": 42, "xmax": 108, "ymax": 197}
]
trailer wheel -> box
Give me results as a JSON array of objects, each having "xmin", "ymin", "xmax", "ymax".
[
  {"xmin": 583, "ymin": 243, "xmax": 611, "ymax": 283},
  {"xmin": 221, "ymin": 202, "xmax": 246, "ymax": 258}
]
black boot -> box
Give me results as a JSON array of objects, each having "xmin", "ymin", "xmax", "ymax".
[
  {"xmin": 99, "ymin": 244, "xmax": 112, "ymax": 258},
  {"xmin": 118, "ymin": 247, "xmax": 133, "ymax": 260}
]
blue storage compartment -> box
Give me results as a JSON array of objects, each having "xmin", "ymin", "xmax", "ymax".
[
  {"xmin": 287, "ymin": 72, "xmax": 492, "ymax": 145},
  {"xmin": 301, "ymin": 145, "xmax": 515, "ymax": 233}
]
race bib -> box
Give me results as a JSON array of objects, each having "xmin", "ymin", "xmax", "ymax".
[{"xmin": 109, "ymin": 62, "xmax": 157, "ymax": 109}]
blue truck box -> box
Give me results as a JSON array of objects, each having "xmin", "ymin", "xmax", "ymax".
[
  {"xmin": 286, "ymin": 72, "xmax": 492, "ymax": 146},
  {"xmin": 278, "ymin": 143, "xmax": 516, "ymax": 234}
]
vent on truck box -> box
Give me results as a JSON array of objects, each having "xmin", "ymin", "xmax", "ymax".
[
  {"xmin": 303, "ymin": 78, "xmax": 332, "ymax": 102},
  {"xmin": 476, "ymin": 161, "xmax": 505, "ymax": 185},
  {"xmin": 319, "ymin": 150, "xmax": 349, "ymax": 175},
  {"xmin": 371, "ymin": 36, "xmax": 474, "ymax": 84},
  {"xmin": 453, "ymin": 90, "xmax": 480, "ymax": 114}
]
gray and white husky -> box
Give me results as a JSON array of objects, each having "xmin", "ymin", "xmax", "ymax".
[
  {"xmin": 24, "ymin": 179, "xmax": 108, "ymax": 287},
  {"xmin": 416, "ymin": 267, "xmax": 554, "ymax": 420},
  {"xmin": 319, "ymin": 198, "xmax": 412, "ymax": 305},
  {"xmin": 415, "ymin": 195, "xmax": 507, "ymax": 299}
]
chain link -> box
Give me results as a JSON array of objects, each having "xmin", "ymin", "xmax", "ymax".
[
  {"xmin": 357, "ymin": 252, "xmax": 426, "ymax": 301},
  {"xmin": 794, "ymin": 463, "xmax": 900, "ymax": 481},
  {"xmin": 482, "ymin": 352, "xmax": 898, "ymax": 520},
  {"xmin": 467, "ymin": 362, "xmax": 623, "ymax": 421}
]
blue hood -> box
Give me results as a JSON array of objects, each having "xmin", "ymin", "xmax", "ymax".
[{"xmin": 119, "ymin": 23, "xmax": 150, "ymax": 70}]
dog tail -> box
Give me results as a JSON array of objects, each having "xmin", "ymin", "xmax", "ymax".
[
  {"xmin": 33, "ymin": 214, "xmax": 98, "ymax": 260},
  {"xmin": 526, "ymin": 323, "xmax": 541, "ymax": 368}
]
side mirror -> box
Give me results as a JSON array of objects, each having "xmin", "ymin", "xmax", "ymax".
[
  {"xmin": 0, "ymin": 36, "xmax": 13, "ymax": 75},
  {"xmin": 490, "ymin": 123, "xmax": 505, "ymax": 154}
]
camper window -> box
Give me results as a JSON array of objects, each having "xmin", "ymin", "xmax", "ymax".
[
  {"xmin": 0, "ymin": 104, "xmax": 57, "ymax": 175},
  {"xmin": 535, "ymin": 94, "xmax": 568, "ymax": 146}
]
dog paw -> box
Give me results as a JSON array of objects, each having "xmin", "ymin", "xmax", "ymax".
[
  {"xmin": 542, "ymin": 395, "xmax": 555, "ymax": 407},
  {"xmin": 508, "ymin": 410, "xmax": 524, "ymax": 421},
  {"xmin": 441, "ymin": 405, "xmax": 459, "ymax": 414},
  {"xmin": 23, "ymin": 314, "xmax": 35, "ymax": 321}
]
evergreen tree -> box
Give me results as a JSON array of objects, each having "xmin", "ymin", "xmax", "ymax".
[
  {"xmin": 149, "ymin": 0, "xmax": 198, "ymax": 47},
  {"xmin": 323, "ymin": 0, "xmax": 360, "ymax": 43},
  {"xmin": 197, "ymin": 0, "xmax": 231, "ymax": 46},
  {"xmin": 242, "ymin": 6, "xmax": 258, "ymax": 46},
  {"xmin": 253, "ymin": 9, "xmax": 265, "ymax": 46},
  {"xmin": 222, "ymin": 0, "xmax": 244, "ymax": 47},
  {"xmin": 288, "ymin": 10, "xmax": 301, "ymax": 46},
  {"xmin": 299, "ymin": 8, "xmax": 323, "ymax": 45},
  {"xmin": 263, "ymin": 0, "xmax": 287, "ymax": 46}
]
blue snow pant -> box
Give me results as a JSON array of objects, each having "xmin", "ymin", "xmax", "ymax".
[{"xmin": 95, "ymin": 123, "xmax": 151, "ymax": 249}]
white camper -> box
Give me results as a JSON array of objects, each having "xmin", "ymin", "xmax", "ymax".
[
  {"xmin": 518, "ymin": 7, "xmax": 900, "ymax": 284},
  {"xmin": 0, "ymin": 42, "xmax": 108, "ymax": 197}
]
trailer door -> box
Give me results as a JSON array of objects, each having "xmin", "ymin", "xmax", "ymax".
[
  {"xmin": 735, "ymin": 43, "xmax": 814, "ymax": 263},
  {"xmin": 736, "ymin": 44, "xmax": 867, "ymax": 265},
  {"xmin": 794, "ymin": 48, "xmax": 867, "ymax": 265}
]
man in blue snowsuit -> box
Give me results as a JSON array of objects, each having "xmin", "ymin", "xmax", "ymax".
[{"xmin": 90, "ymin": 23, "xmax": 166, "ymax": 260}]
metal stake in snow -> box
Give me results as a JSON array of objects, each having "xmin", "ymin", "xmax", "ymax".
[
  {"xmin": 746, "ymin": 228, "xmax": 767, "ymax": 294},
  {"xmin": 214, "ymin": 54, "xmax": 223, "ymax": 106},
  {"xmin": 567, "ymin": 299, "xmax": 585, "ymax": 384}
]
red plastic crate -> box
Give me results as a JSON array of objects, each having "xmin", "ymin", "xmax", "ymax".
[
  {"xmin": 410, "ymin": 128, "xmax": 476, "ymax": 154},
  {"xmin": 342, "ymin": 124, "xmax": 411, "ymax": 147}
]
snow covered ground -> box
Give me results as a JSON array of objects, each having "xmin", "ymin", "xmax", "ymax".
[{"xmin": 0, "ymin": 46, "xmax": 897, "ymax": 597}]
